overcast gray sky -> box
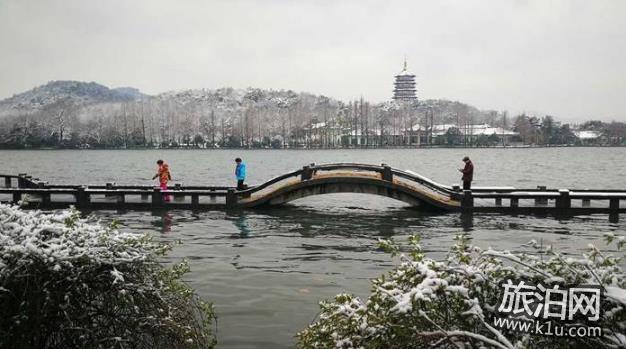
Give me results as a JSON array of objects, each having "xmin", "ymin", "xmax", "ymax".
[{"xmin": 1, "ymin": 0, "xmax": 625, "ymax": 121}]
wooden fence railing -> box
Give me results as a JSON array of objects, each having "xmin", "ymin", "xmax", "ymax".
[{"xmin": 1, "ymin": 165, "xmax": 624, "ymax": 222}]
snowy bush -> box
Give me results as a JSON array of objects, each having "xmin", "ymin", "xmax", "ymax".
[
  {"xmin": 0, "ymin": 204, "xmax": 216, "ymax": 348},
  {"xmin": 297, "ymin": 234, "xmax": 626, "ymax": 349}
]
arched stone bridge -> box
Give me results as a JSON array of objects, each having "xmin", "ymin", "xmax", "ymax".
[{"xmin": 234, "ymin": 163, "xmax": 461, "ymax": 211}]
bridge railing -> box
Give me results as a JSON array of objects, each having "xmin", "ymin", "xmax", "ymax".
[
  {"xmin": 389, "ymin": 168, "xmax": 456, "ymax": 196},
  {"xmin": 0, "ymin": 173, "xmax": 45, "ymax": 189},
  {"xmin": 0, "ymin": 186, "xmax": 231, "ymax": 208},
  {"xmin": 1, "ymin": 173, "xmax": 250, "ymax": 191},
  {"xmin": 4, "ymin": 167, "xmax": 624, "ymax": 215},
  {"xmin": 460, "ymin": 189, "xmax": 624, "ymax": 217},
  {"xmin": 233, "ymin": 162, "xmax": 457, "ymax": 204},
  {"xmin": 0, "ymin": 173, "xmax": 250, "ymax": 209},
  {"xmin": 232, "ymin": 163, "xmax": 626, "ymax": 212},
  {"xmin": 235, "ymin": 167, "xmax": 306, "ymax": 196},
  {"xmin": 307, "ymin": 163, "xmax": 456, "ymax": 197},
  {"xmin": 235, "ymin": 163, "xmax": 391, "ymax": 198}
]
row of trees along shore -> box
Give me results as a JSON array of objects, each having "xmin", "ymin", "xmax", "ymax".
[{"xmin": 1, "ymin": 87, "xmax": 625, "ymax": 149}]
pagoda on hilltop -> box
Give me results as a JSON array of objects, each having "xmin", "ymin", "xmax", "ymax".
[{"xmin": 392, "ymin": 59, "xmax": 417, "ymax": 101}]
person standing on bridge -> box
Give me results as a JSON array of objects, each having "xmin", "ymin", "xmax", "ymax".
[
  {"xmin": 459, "ymin": 156, "xmax": 474, "ymax": 190},
  {"xmin": 235, "ymin": 158, "xmax": 247, "ymax": 190},
  {"xmin": 152, "ymin": 159, "xmax": 172, "ymax": 202}
]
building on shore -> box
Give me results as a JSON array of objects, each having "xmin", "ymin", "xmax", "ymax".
[
  {"xmin": 573, "ymin": 130, "xmax": 602, "ymax": 145},
  {"xmin": 392, "ymin": 59, "xmax": 417, "ymax": 102},
  {"xmin": 404, "ymin": 123, "xmax": 519, "ymax": 146},
  {"xmin": 304, "ymin": 121, "xmax": 346, "ymax": 147}
]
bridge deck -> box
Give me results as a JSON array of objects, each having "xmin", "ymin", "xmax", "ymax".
[{"xmin": 0, "ymin": 163, "xmax": 623, "ymax": 222}]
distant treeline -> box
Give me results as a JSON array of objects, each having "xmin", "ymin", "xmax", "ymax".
[{"xmin": 0, "ymin": 87, "xmax": 624, "ymax": 149}]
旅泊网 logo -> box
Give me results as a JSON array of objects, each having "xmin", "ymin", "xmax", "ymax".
[{"xmin": 493, "ymin": 279, "xmax": 603, "ymax": 337}]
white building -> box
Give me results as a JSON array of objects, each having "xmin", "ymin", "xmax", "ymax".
[
  {"xmin": 574, "ymin": 130, "xmax": 602, "ymax": 144},
  {"xmin": 305, "ymin": 121, "xmax": 346, "ymax": 146},
  {"xmin": 407, "ymin": 123, "xmax": 518, "ymax": 145}
]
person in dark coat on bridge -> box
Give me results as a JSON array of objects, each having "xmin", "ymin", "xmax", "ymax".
[
  {"xmin": 459, "ymin": 156, "xmax": 474, "ymax": 190},
  {"xmin": 235, "ymin": 158, "xmax": 247, "ymax": 190}
]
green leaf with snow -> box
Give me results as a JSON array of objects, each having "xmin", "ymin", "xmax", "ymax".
[
  {"xmin": 297, "ymin": 234, "xmax": 626, "ymax": 349},
  {"xmin": 0, "ymin": 204, "xmax": 216, "ymax": 349}
]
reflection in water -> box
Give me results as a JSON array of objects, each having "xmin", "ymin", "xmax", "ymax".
[
  {"xmin": 461, "ymin": 212, "xmax": 474, "ymax": 231},
  {"xmin": 151, "ymin": 210, "xmax": 173, "ymax": 233},
  {"xmin": 83, "ymin": 205, "xmax": 624, "ymax": 349},
  {"xmin": 250, "ymin": 204, "xmax": 442, "ymax": 239},
  {"xmin": 232, "ymin": 214, "xmax": 252, "ymax": 238}
]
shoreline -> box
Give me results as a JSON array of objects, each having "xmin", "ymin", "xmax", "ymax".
[{"xmin": 1, "ymin": 144, "xmax": 624, "ymax": 151}]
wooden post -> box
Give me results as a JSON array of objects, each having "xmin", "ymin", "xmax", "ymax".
[
  {"xmin": 41, "ymin": 192, "xmax": 51, "ymax": 206},
  {"xmin": 609, "ymin": 201, "xmax": 619, "ymax": 223},
  {"xmin": 610, "ymin": 198, "xmax": 619, "ymax": 212},
  {"xmin": 495, "ymin": 198, "xmax": 502, "ymax": 206},
  {"xmin": 76, "ymin": 186, "xmax": 89, "ymax": 209},
  {"xmin": 226, "ymin": 188, "xmax": 237, "ymax": 207},
  {"xmin": 191, "ymin": 194, "xmax": 199, "ymax": 207},
  {"xmin": 210, "ymin": 189, "xmax": 216, "ymax": 203},
  {"xmin": 535, "ymin": 186, "xmax": 547, "ymax": 206},
  {"xmin": 4, "ymin": 176, "xmax": 11, "ymax": 188},
  {"xmin": 36, "ymin": 182, "xmax": 51, "ymax": 206},
  {"xmin": 105, "ymin": 182, "xmax": 116, "ymax": 199},
  {"xmin": 381, "ymin": 164, "xmax": 393, "ymax": 182},
  {"xmin": 174, "ymin": 183, "xmax": 184, "ymax": 202},
  {"xmin": 556, "ymin": 189, "xmax": 571, "ymax": 209},
  {"xmin": 462, "ymin": 190, "xmax": 473, "ymax": 210},
  {"xmin": 17, "ymin": 173, "xmax": 26, "ymax": 188},
  {"xmin": 301, "ymin": 166, "xmax": 312, "ymax": 181},
  {"xmin": 152, "ymin": 188, "xmax": 163, "ymax": 207}
]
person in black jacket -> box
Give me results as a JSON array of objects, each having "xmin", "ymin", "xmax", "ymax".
[{"xmin": 459, "ymin": 156, "xmax": 474, "ymax": 190}]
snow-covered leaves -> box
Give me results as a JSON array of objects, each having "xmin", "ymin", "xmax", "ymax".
[
  {"xmin": 0, "ymin": 204, "xmax": 155, "ymax": 271},
  {"xmin": 0, "ymin": 204, "xmax": 216, "ymax": 349},
  {"xmin": 297, "ymin": 233, "xmax": 626, "ymax": 349}
]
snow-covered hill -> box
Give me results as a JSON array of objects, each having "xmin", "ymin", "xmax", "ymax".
[{"xmin": 0, "ymin": 81, "xmax": 146, "ymax": 115}]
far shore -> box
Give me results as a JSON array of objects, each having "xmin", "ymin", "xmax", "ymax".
[{"xmin": 1, "ymin": 144, "xmax": 624, "ymax": 151}]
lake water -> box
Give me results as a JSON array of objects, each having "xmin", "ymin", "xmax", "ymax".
[{"xmin": 1, "ymin": 148, "xmax": 625, "ymax": 348}]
